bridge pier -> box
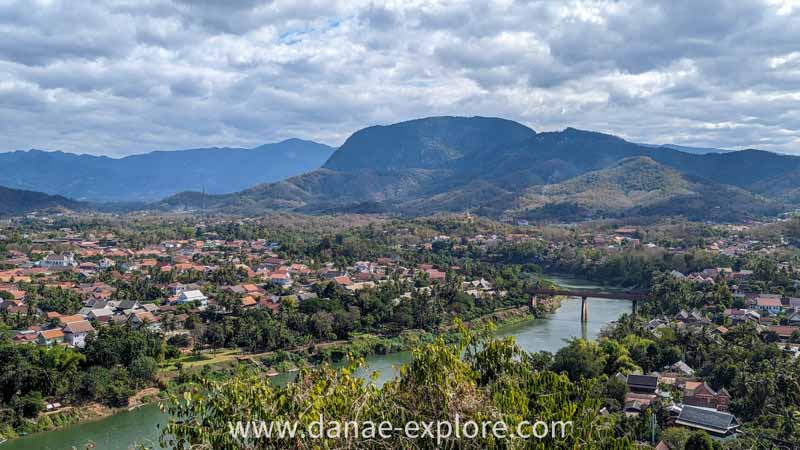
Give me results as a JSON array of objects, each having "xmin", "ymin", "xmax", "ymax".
[{"xmin": 580, "ymin": 296, "xmax": 588, "ymax": 323}]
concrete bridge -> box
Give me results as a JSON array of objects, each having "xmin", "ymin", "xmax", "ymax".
[{"xmin": 530, "ymin": 288, "xmax": 647, "ymax": 322}]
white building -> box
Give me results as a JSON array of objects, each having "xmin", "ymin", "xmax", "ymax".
[
  {"xmin": 39, "ymin": 253, "xmax": 76, "ymax": 268},
  {"xmin": 63, "ymin": 320, "xmax": 95, "ymax": 348},
  {"xmin": 176, "ymin": 290, "xmax": 208, "ymax": 309}
]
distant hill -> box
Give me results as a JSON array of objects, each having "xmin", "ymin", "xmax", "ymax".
[
  {"xmin": 638, "ymin": 143, "xmax": 733, "ymax": 155},
  {"xmin": 513, "ymin": 157, "xmax": 779, "ymax": 221},
  {"xmin": 125, "ymin": 116, "xmax": 800, "ymax": 221},
  {"xmin": 0, "ymin": 186, "xmax": 88, "ymax": 216},
  {"xmin": 0, "ymin": 139, "xmax": 334, "ymax": 202}
]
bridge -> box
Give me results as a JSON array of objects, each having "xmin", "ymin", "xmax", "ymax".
[{"xmin": 530, "ymin": 288, "xmax": 648, "ymax": 322}]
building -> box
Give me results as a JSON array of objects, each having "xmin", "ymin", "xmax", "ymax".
[
  {"xmin": 176, "ymin": 290, "xmax": 208, "ymax": 309},
  {"xmin": 269, "ymin": 272, "xmax": 293, "ymax": 287},
  {"xmin": 675, "ymin": 405, "xmax": 739, "ymax": 436},
  {"xmin": 755, "ymin": 296, "xmax": 783, "ymax": 314},
  {"xmin": 63, "ymin": 320, "xmax": 95, "ymax": 348},
  {"xmin": 37, "ymin": 329, "xmax": 64, "ymax": 346},
  {"xmin": 39, "ymin": 253, "xmax": 76, "ymax": 268},
  {"xmin": 626, "ymin": 374, "xmax": 659, "ymax": 394},
  {"xmin": 131, "ymin": 311, "xmax": 161, "ymax": 331},
  {"xmin": 683, "ymin": 381, "xmax": 731, "ymax": 411}
]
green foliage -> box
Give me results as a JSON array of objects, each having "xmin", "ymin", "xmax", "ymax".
[
  {"xmin": 11, "ymin": 390, "xmax": 43, "ymax": 418},
  {"xmin": 162, "ymin": 328, "xmax": 635, "ymax": 449},
  {"xmin": 130, "ymin": 356, "xmax": 158, "ymax": 386},
  {"xmin": 684, "ymin": 431, "xmax": 714, "ymax": 450},
  {"xmin": 552, "ymin": 338, "xmax": 607, "ymax": 380}
]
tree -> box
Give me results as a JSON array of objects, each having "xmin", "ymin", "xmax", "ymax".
[
  {"xmin": 552, "ymin": 338, "xmax": 606, "ymax": 380},
  {"xmin": 310, "ymin": 311, "xmax": 335, "ymax": 340},
  {"xmin": 11, "ymin": 390, "xmax": 43, "ymax": 418},
  {"xmin": 684, "ymin": 431, "xmax": 714, "ymax": 450},
  {"xmin": 129, "ymin": 356, "xmax": 158, "ymax": 386},
  {"xmin": 160, "ymin": 328, "xmax": 635, "ymax": 449}
]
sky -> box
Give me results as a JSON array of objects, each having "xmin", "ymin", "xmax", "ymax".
[{"xmin": 1, "ymin": 0, "xmax": 800, "ymax": 157}]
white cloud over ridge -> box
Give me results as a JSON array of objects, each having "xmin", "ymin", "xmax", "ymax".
[{"xmin": 1, "ymin": 0, "xmax": 799, "ymax": 156}]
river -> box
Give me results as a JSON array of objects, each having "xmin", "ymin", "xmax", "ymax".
[{"xmin": 3, "ymin": 275, "xmax": 632, "ymax": 450}]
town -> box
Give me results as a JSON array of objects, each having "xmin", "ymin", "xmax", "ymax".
[{"xmin": 0, "ymin": 212, "xmax": 799, "ymax": 448}]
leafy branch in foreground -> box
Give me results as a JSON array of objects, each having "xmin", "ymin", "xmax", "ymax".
[{"xmin": 160, "ymin": 325, "xmax": 633, "ymax": 449}]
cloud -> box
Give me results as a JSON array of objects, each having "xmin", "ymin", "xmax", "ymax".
[{"xmin": 0, "ymin": 0, "xmax": 798, "ymax": 156}]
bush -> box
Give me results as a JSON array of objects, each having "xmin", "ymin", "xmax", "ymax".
[
  {"xmin": 130, "ymin": 356, "xmax": 158, "ymax": 385},
  {"xmin": 12, "ymin": 391, "xmax": 43, "ymax": 418}
]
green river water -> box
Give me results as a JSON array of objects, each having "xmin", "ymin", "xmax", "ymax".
[{"xmin": 2, "ymin": 275, "xmax": 632, "ymax": 450}]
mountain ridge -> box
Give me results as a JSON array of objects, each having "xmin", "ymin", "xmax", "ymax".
[
  {"xmin": 0, "ymin": 185, "xmax": 89, "ymax": 216},
  {"xmin": 157, "ymin": 116, "xmax": 799, "ymax": 221},
  {"xmin": 0, "ymin": 139, "xmax": 335, "ymax": 202}
]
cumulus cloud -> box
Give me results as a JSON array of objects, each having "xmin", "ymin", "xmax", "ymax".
[{"xmin": 0, "ymin": 0, "xmax": 799, "ymax": 156}]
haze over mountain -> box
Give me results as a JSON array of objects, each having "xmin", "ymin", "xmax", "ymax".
[
  {"xmin": 158, "ymin": 116, "xmax": 799, "ymax": 221},
  {"xmin": 638, "ymin": 143, "xmax": 733, "ymax": 155},
  {"xmin": 0, "ymin": 139, "xmax": 334, "ymax": 202}
]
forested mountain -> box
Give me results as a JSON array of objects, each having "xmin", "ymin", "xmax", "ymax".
[
  {"xmin": 513, "ymin": 157, "xmax": 780, "ymax": 221},
  {"xmin": 0, "ymin": 186, "xmax": 88, "ymax": 216},
  {"xmin": 0, "ymin": 139, "xmax": 334, "ymax": 202},
  {"xmin": 324, "ymin": 116, "xmax": 536, "ymax": 171},
  {"xmin": 159, "ymin": 116, "xmax": 798, "ymax": 221}
]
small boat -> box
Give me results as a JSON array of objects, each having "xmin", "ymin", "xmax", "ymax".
[{"xmin": 265, "ymin": 367, "xmax": 279, "ymax": 377}]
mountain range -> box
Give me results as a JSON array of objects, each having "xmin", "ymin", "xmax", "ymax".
[
  {"xmin": 0, "ymin": 139, "xmax": 334, "ymax": 202},
  {"xmin": 159, "ymin": 117, "xmax": 796, "ymax": 221},
  {"xmin": 3, "ymin": 116, "xmax": 799, "ymax": 221}
]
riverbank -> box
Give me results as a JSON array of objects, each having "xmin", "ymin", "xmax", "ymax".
[
  {"xmin": 3, "ymin": 283, "xmax": 634, "ymax": 450},
  {"xmin": 0, "ymin": 305, "xmax": 538, "ymax": 444},
  {"xmin": 0, "ymin": 387, "xmax": 162, "ymax": 444}
]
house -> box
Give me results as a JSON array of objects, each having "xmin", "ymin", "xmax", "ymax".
[
  {"xmin": 63, "ymin": 320, "xmax": 95, "ymax": 348},
  {"xmin": 176, "ymin": 290, "xmax": 208, "ymax": 309},
  {"xmin": 623, "ymin": 392, "xmax": 657, "ymax": 416},
  {"xmin": 37, "ymin": 329, "xmax": 65, "ymax": 346},
  {"xmin": 39, "ymin": 253, "xmax": 76, "ymax": 268},
  {"xmin": 86, "ymin": 306, "xmax": 114, "ymax": 320},
  {"xmin": 683, "ymin": 381, "xmax": 731, "ymax": 411},
  {"xmin": 269, "ymin": 272, "xmax": 293, "ymax": 287},
  {"xmin": 755, "ymin": 296, "xmax": 783, "ymax": 314},
  {"xmin": 670, "ymin": 361, "xmax": 695, "ymax": 377},
  {"xmin": 116, "ymin": 300, "xmax": 141, "ymax": 312},
  {"xmin": 626, "ymin": 374, "xmax": 659, "ymax": 394},
  {"xmin": 58, "ymin": 314, "xmax": 86, "ymax": 325},
  {"xmin": 725, "ymin": 308, "xmax": 760, "ymax": 324},
  {"xmin": 767, "ymin": 325, "xmax": 798, "ymax": 341},
  {"xmin": 333, "ymin": 275, "xmax": 352, "ymax": 286},
  {"xmin": 674, "ymin": 309, "xmax": 711, "ymax": 325},
  {"xmin": 131, "ymin": 311, "xmax": 161, "ymax": 331},
  {"xmin": 675, "ymin": 405, "xmax": 739, "ymax": 436},
  {"xmin": 425, "ymin": 269, "xmax": 447, "ymax": 282}
]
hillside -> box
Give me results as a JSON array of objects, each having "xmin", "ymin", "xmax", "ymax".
[
  {"xmin": 0, "ymin": 186, "xmax": 88, "ymax": 216},
  {"xmin": 0, "ymin": 139, "xmax": 334, "ymax": 202},
  {"xmin": 513, "ymin": 157, "xmax": 779, "ymax": 221}
]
